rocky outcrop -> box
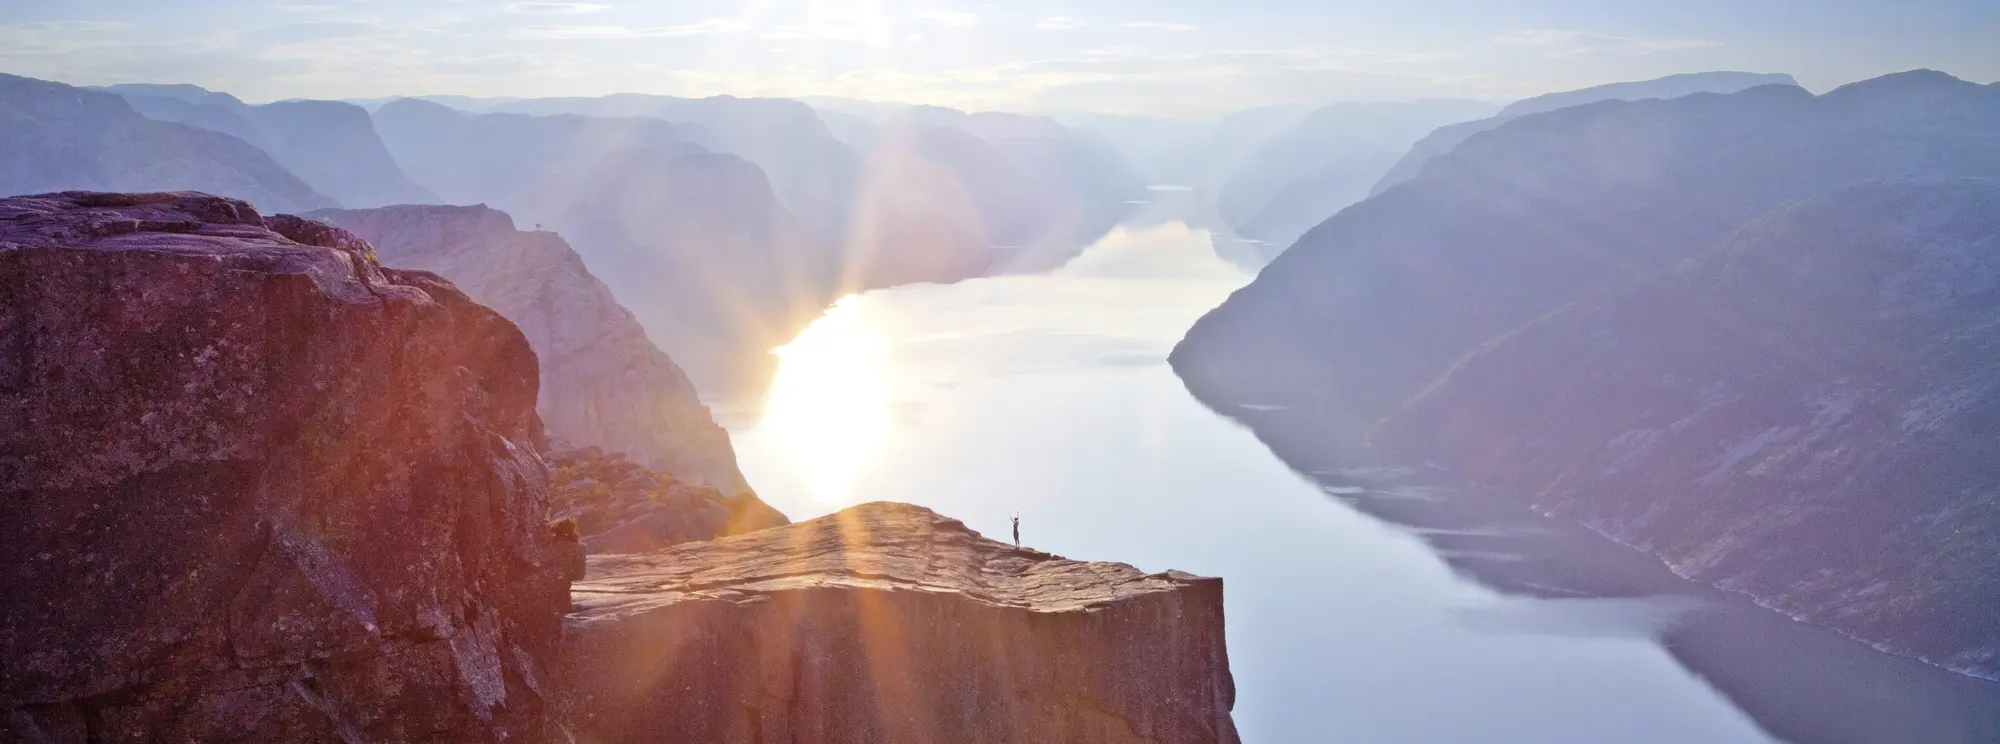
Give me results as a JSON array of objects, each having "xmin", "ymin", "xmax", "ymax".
[
  {"xmin": 1375, "ymin": 178, "xmax": 2000, "ymax": 677},
  {"xmin": 307, "ymin": 204, "xmax": 751, "ymax": 493},
  {"xmin": 0, "ymin": 75, "xmax": 332, "ymax": 213},
  {"xmin": 0, "ymin": 192, "xmax": 570, "ymax": 741},
  {"xmin": 564, "ymin": 502, "xmax": 1238, "ymax": 744},
  {"xmin": 547, "ymin": 444, "xmax": 787, "ymax": 554}
]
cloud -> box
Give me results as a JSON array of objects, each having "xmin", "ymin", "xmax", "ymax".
[
  {"xmin": 914, "ymin": 10, "xmax": 977, "ymax": 28},
  {"xmin": 504, "ymin": 2, "xmax": 609, "ymax": 14},
  {"xmin": 1492, "ymin": 29, "xmax": 1719, "ymax": 57},
  {"xmin": 1035, "ymin": 16, "xmax": 1084, "ymax": 31},
  {"xmin": 508, "ymin": 20, "xmax": 747, "ymax": 39},
  {"xmin": 1124, "ymin": 21, "xmax": 1197, "ymax": 32}
]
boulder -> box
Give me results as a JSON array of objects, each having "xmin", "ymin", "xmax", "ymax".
[
  {"xmin": 563, "ymin": 502, "xmax": 1239, "ymax": 744},
  {"xmin": 0, "ymin": 192, "xmax": 570, "ymax": 742}
]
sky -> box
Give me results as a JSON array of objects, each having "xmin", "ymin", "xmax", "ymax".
[{"xmin": 2, "ymin": 0, "xmax": 1997, "ymax": 116}]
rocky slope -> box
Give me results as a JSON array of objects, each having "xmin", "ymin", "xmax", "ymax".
[
  {"xmin": 564, "ymin": 502, "xmax": 1239, "ymax": 744},
  {"xmin": 1370, "ymin": 71, "xmax": 1798, "ymax": 196},
  {"xmin": 106, "ymin": 83, "xmax": 438, "ymax": 208},
  {"xmin": 1375, "ymin": 178, "xmax": 2000, "ymax": 677},
  {"xmin": 0, "ymin": 75, "xmax": 332, "ymax": 213},
  {"xmin": 0, "ymin": 192, "xmax": 572, "ymax": 740},
  {"xmin": 308, "ymin": 204, "xmax": 752, "ymax": 493},
  {"xmin": 546, "ymin": 445, "xmax": 788, "ymax": 554},
  {"xmin": 1173, "ymin": 70, "xmax": 2000, "ymax": 678}
]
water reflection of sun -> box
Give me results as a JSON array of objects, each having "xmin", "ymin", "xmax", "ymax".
[{"xmin": 758, "ymin": 296, "xmax": 891, "ymax": 505}]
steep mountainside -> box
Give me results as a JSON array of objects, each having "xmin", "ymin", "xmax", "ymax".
[
  {"xmin": 0, "ymin": 192, "xmax": 571, "ymax": 740},
  {"xmin": 309, "ymin": 204, "xmax": 752, "ymax": 492},
  {"xmin": 372, "ymin": 99, "xmax": 830, "ymax": 389},
  {"xmin": 1371, "ymin": 72, "xmax": 1798, "ymax": 195},
  {"xmin": 0, "ymin": 75, "xmax": 331, "ymax": 212},
  {"xmin": 1376, "ymin": 179, "xmax": 2000, "ymax": 677},
  {"xmin": 105, "ymin": 83, "xmax": 437, "ymax": 207},
  {"xmin": 1217, "ymin": 99, "xmax": 1497, "ymax": 252},
  {"xmin": 1177, "ymin": 71, "xmax": 2000, "ymax": 427}
]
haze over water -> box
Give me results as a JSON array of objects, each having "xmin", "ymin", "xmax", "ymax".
[{"xmin": 715, "ymin": 223, "xmax": 1774, "ymax": 743}]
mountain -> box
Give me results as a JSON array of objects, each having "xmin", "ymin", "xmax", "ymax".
[
  {"xmin": 371, "ymin": 99, "xmax": 828, "ymax": 389},
  {"xmin": 1172, "ymin": 70, "xmax": 2000, "ymax": 676},
  {"xmin": 1216, "ymin": 99, "xmax": 1498, "ymax": 253},
  {"xmin": 1059, "ymin": 104, "xmax": 1318, "ymax": 231},
  {"xmin": 1370, "ymin": 72, "xmax": 1799, "ymax": 196},
  {"xmin": 486, "ymin": 94, "xmax": 859, "ymax": 234},
  {"xmin": 0, "ymin": 74, "xmax": 330, "ymax": 211},
  {"xmin": 1375, "ymin": 178, "xmax": 2000, "ymax": 678},
  {"xmin": 953, "ymin": 112, "xmax": 1148, "ymax": 270},
  {"xmin": 308, "ymin": 204, "xmax": 752, "ymax": 494},
  {"xmin": 818, "ymin": 104, "xmax": 1148, "ymax": 273},
  {"xmin": 104, "ymin": 83, "xmax": 438, "ymax": 207}
]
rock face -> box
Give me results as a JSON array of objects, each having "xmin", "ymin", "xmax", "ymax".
[
  {"xmin": 0, "ymin": 192, "xmax": 570, "ymax": 741},
  {"xmin": 1370, "ymin": 71, "xmax": 1799, "ymax": 196},
  {"xmin": 547, "ymin": 445, "xmax": 788, "ymax": 554},
  {"xmin": 307, "ymin": 204, "xmax": 751, "ymax": 493},
  {"xmin": 564, "ymin": 502, "xmax": 1238, "ymax": 744},
  {"xmin": 106, "ymin": 83, "xmax": 440, "ymax": 208},
  {"xmin": 1376, "ymin": 178, "xmax": 2000, "ymax": 677},
  {"xmin": 0, "ymin": 75, "xmax": 332, "ymax": 213}
]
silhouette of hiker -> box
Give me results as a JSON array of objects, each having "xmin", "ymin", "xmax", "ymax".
[{"xmin": 1011, "ymin": 513, "xmax": 1021, "ymax": 547}]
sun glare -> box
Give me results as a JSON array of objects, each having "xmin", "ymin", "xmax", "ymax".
[{"xmin": 758, "ymin": 297, "xmax": 893, "ymax": 505}]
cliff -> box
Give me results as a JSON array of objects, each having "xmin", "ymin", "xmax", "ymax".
[
  {"xmin": 0, "ymin": 75, "xmax": 333, "ymax": 213},
  {"xmin": 564, "ymin": 502, "xmax": 1239, "ymax": 744},
  {"xmin": 308, "ymin": 204, "xmax": 752, "ymax": 493},
  {"xmin": 0, "ymin": 192, "xmax": 571, "ymax": 741},
  {"xmin": 1375, "ymin": 178, "xmax": 2000, "ymax": 677}
]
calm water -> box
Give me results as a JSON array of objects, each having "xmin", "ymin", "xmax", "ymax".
[
  {"xmin": 709, "ymin": 222, "xmax": 1781, "ymax": 743},
  {"xmin": 710, "ymin": 223, "xmax": 2000, "ymax": 743}
]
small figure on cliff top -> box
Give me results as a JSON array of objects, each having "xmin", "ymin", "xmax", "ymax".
[{"xmin": 1012, "ymin": 513, "xmax": 1020, "ymax": 547}]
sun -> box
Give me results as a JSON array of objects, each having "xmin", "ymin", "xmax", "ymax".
[{"xmin": 757, "ymin": 296, "xmax": 893, "ymax": 504}]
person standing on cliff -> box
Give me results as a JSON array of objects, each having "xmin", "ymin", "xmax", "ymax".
[{"xmin": 1012, "ymin": 513, "xmax": 1021, "ymax": 547}]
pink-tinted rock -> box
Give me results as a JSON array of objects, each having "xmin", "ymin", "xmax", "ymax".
[
  {"xmin": 0, "ymin": 192, "xmax": 569, "ymax": 742},
  {"xmin": 564, "ymin": 502, "xmax": 1238, "ymax": 744}
]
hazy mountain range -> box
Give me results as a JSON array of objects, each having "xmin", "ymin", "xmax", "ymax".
[{"xmin": 1173, "ymin": 69, "xmax": 2000, "ymax": 676}]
